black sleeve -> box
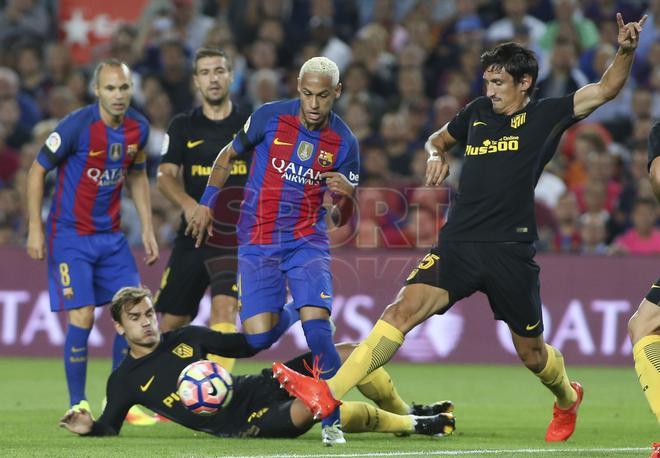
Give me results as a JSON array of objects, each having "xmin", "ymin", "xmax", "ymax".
[
  {"xmin": 159, "ymin": 114, "xmax": 187, "ymax": 166},
  {"xmin": 82, "ymin": 372, "xmax": 133, "ymax": 436},
  {"xmin": 649, "ymin": 121, "xmax": 660, "ymax": 171},
  {"xmin": 446, "ymin": 98, "xmax": 480, "ymax": 142},
  {"xmin": 188, "ymin": 325, "xmax": 260, "ymax": 358}
]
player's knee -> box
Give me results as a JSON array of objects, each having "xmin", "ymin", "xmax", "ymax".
[
  {"xmin": 381, "ymin": 300, "xmax": 417, "ymax": 334},
  {"xmin": 245, "ymin": 331, "xmax": 275, "ymax": 352}
]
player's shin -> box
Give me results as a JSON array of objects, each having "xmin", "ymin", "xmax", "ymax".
[
  {"xmin": 328, "ymin": 320, "xmax": 405, "ymax": 400},
  {"xmin": 633, "ymin": 335, "xmax": 660, "ymax": 424},
  {"xmin": 536, "ymin": 344, "xmax": 577, "ymax": 408},
  {"xmin": 302, "ymin": 319, "xmax": 342, "ymax": 428},
  {"xmin": 112, "ymin": 333, "xmax": 129, "ymax": 370},
  {"xmin": 357, "ymin": 367, "xmax": 409, "ymax": 415},
  {"xmin": 64, "ymin": 324, "xmax": 91, "ymax": 406},
  {"xmin": 208, "ymin": 322, "xmax": 237, "ymax": 371},
  {"xmin": 339, "ymin": 401, "xmax": 413, "ymax": 433}
]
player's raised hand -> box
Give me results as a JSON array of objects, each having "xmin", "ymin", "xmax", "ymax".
[
  {"xmin": 185, "ymin": 204, "xmax": 213, "ymax": 248},
  {"xmin": 142, "ymin": 230, "xmax": 159, "ymax": 265},
  {"xmin": 321, "ymin": 172, "xmax": 354, "ymax": 197},
  {"xmin": 617, "ymin": 12, "xmax": 647, "ymax": 52},
  {"xmin": 26, "ymin": 225, "xmax": 45, "ymax": 260},
  {"xmin": 59, "ymin": 408, "xmax": 93, "ymax": 435}
]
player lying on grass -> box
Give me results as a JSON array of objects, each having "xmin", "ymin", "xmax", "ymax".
[{"xmin": 59, "ymin": 287, "xmax": 455, "ymax": 438}]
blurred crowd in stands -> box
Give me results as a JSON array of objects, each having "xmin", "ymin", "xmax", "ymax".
[{"xmin": 1, "ymin": 0, "xmax": 660, "ymax": 254}]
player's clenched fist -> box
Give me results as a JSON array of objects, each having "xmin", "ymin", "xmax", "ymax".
[{"xmin": 321, "ymin": 171, "xmax": 354, "ymax": 197}]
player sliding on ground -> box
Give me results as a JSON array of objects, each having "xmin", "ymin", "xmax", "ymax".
[
  {"xmin": 273, "ymin": 12, "xmax": 647, "ymax": 442},
  {"xmin": 59, "ymin": 287, "xmax": 455, "ymax": 439}
]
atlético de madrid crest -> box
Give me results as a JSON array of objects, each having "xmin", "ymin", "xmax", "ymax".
[
  {"xmin": 318, "ymin": 150, "xmax": 334, "ymax": 167},
  {"xmin": 297, "ymin": 141, "xmax": 314, "ymax": 161}
]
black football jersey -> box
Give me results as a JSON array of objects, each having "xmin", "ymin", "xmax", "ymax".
[
  {"xmin": 87, "ymin": 326, "xmax": 260, "ymax": 437},
  {"xmin": 160, "ymin": 106, "xmax": 251, "ymax": 246},
  {"xmin": 441, "ymin": 94, "xmax": 577, "ymax": 242}
]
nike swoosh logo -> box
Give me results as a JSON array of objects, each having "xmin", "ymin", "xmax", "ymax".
[
  {"xmin": 472, "ymin": 121, "xmax": 487, "ymax": 126},
  {"xmin": 140, "ymin": 375, "xmax": 155, "ymax": 392},
  {"xmin": 273, "ymin": 138, "xmax": 293, "ymax": 146},
  {"xmin": 320, "ymin": 292, "xmax": 331, "ymax": 299},
  {"xmin": 89, "ymin": 150, "xmax": 105, "ymax": 156},
  {"xmin": 71, "ymin": 346, "xmax": 86, "ymax": 353},
  {"xmin": 187, "ymin": 140, "xmax": 204, "ymax": 148},
  {"xmin": 525, "ymin": 320, "xmax": 541, "ymax": 331},
  {"xmin": 652, "ymin": 285, "xmax": 660, "ymax": 289},
  {"xmin": 232, "ymin": 284, "xmax": 238, "ymax": 292}
]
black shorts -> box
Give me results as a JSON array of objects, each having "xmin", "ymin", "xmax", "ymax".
[
  {"xmin": 154, "ymin": 236, "xmax": 238, "ymax": 318},
  {"xmin": 228, "ymin": 353, "xmax": 315, "ymax": 438},
  {"xmin": 406, "ymin": 240, "xmax": 543, "ymax": 337},
  {"xmin": 645, "ymin": 277, "xmax": 660, "ymax": 305}
]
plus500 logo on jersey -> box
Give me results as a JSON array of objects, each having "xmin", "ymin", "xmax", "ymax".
[
  {"xmin": 86, "ymin": 168, "xmax": 126, "ymax": 186},
  {"xmin": 271, "ymin": 158, "xmax": 322, "ymax": 185}
]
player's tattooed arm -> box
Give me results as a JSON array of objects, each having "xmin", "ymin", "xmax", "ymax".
[{"xmin": 425, "ymin": 124, "xmax": 456, "ymax": 186}]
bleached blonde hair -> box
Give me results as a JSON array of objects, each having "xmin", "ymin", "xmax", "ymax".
[{"xmin": 298, "ymin": 57, "xmax": 340, "ymax": 86}]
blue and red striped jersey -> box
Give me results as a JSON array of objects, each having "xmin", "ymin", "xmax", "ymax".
[
  {"xmin": 232, "ymin": 99, "xmax": 360, "ymax": 245},
  {"xmin": 37, "ymin": 104, "xmax": 149, "ymax": 236}
]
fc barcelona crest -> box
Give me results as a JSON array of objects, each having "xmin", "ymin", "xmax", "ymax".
[
  {"xmin": 109, "ymin": 143, "xmax": 123, "ymax": 161},
  {"xmin": 127, "ymin": 144, "xmax": 138, "ymax": 159},
  {"xmin": 318, "ymin": 150, "xmax": 334, "ymax": 167},
  {"xmin": 510, "ymin": 112, "xmax": 526, "ymax": 129},
  {"xmin": 297, "ymin": 141, "xmax": 314, "ymax": 161}
]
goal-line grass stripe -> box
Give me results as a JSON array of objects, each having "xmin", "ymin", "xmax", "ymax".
[{"xmin": 217, "ymin": 448, "xmax": 647, "ymax": 458}]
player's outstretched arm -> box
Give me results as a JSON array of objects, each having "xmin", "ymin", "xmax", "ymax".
[
  {"xmin": 186, "ymin": 142, "xmax": 237, "ymax": 248},
  {"xmin": 26, "ymin": 161, "xmax": 47, "ymax": 260},
  {"xmin": 574, "ymin": 13, "xmax": 647, "ymax": 119},
  {"xmin": 59, "ymin": 408, "xmax": 93, "ymax": 435},
  {"xmin": 425, "ymin": 124, "xmax": 456, "ymax": 186},
  {"xmin": 127, "ymin": 169, "xmax": 159, "ymax": 265}
]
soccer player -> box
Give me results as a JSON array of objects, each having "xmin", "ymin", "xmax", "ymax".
[
  {"xmin": 58, "ymin": 287, "xmax": 455, "ymax": 439},
  {"xmin": 629, "ymin": 120, "xmax": 660, "ymax": 431},
  {"xmin": 26, "ymin": 59, "xmax": 159, "ymax": 422},
  {"xmin": 186, "ymin": 57, "xmax": 359, "ymax": 444},
  {"xmin": 155, "ymin": 47, "xmax": 250, "ymax": 371},
  {"xmin": 273, "ymin": 13, "xmax": 647, "ymax": 442}
]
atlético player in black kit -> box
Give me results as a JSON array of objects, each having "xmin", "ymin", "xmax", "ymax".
[
  {"xmin": 629, "ymin": 121, "xmax": 660, "ymax": 431},
  {"xmin": 273, "ymin": 13, "xmax": 647, "ymax": 443},
  {"xmin": 58, "ymin": 287, "xmax": 455, "ymax": 438},
  {"xmin": 155, "ymin": 47, "xmax": 250, "ymax": 370}
]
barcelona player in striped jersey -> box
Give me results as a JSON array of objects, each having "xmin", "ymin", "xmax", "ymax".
[
  {"xmin": 26, "ymin": 59, "xmax": 159, "ymax": 423},
  {"xmin": 187, "ymin": 57, "xmax": 359, "ymax": 445}
]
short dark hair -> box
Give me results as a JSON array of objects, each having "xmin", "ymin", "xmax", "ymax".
[
  {"xmin": 193, "ymin": 47, "xmax": 232, "ymax": 74},
  {"xmin": 480, "ymin": 42, "xmax": 538, "ymax": 96},
  {"xmin": 92, "ymin": 58, "xmax": 130, "ymax": 88},
  {"xmin": 110, "ymin": 287, "xmax": 152, "ymax": 323}
]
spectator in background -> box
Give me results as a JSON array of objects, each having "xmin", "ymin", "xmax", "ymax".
[
  {"xmin": 552, "ymin": 192, "xmax": 581, "ymax": 253},
  {"xmin": 44, "ymin": 43, "xmax": 74, "ymax": 88},
  {"xmin": 0, "ymin": 97, "xmax": 31, "ymax": 150},
  {"xmin": 14, "ymin": 41, "xmax": 50, "ymax": 110},
  {"xmin": 539, "ymin": 0, "xmax": 599, "ymax": 54},
  {"xmin": 246, "ymin": 68, "xmax": 281, "ymax": 110},
  {"xmin": 0, "ymin": 66, "xmax": 40, "ymax": 129},
  {"xmin": 157, "ymin": 39, "xmax": 194, "ymax": 113},
  {"xmin": 611, "ymin": 197, "xmax": 660, "ymax": 255},
  {"xmin": 536, "ymin": 37, "xmax": 589, "ymax": 99},
  {"xmin": 0, "ymin": 0, "xmax": 50, "ymax": 50},
  {"xmin": 0, "ymin": 123, "xmax": 19, "ymax": 186},
  {"xmin": 486, "ymin": 0, "xmax": 546, "ymax": 46},
  {"xmin": 65, "ymin": 69, "xmax": 94, "ymax": 110},
  {"xmin": 143, "ymin": 92, "xmax": 173, "ymax": 177},
  {"xmin": 579, "ymin": 213, "xmax": 609, "ymax": 254},
  {"xmin": 43, "ymin": 86, "xmax": 75, "ymax": 121},
  {"xmin": 335, "ymin": 62, "xmax": 386, "ymax": 127}
]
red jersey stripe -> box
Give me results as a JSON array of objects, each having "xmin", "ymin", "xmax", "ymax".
[
  {"xmin": 252, "ymin": 115, "xmax": 298, "ymax": 244},
  {"xmin": 73, "ymin": 120, "xmax": 107, "ymax": 235}
]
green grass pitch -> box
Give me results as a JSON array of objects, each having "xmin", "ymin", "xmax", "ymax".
[{"xmin": 0, "ymin": 357, "xmax": 656, "ymax": 457}]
